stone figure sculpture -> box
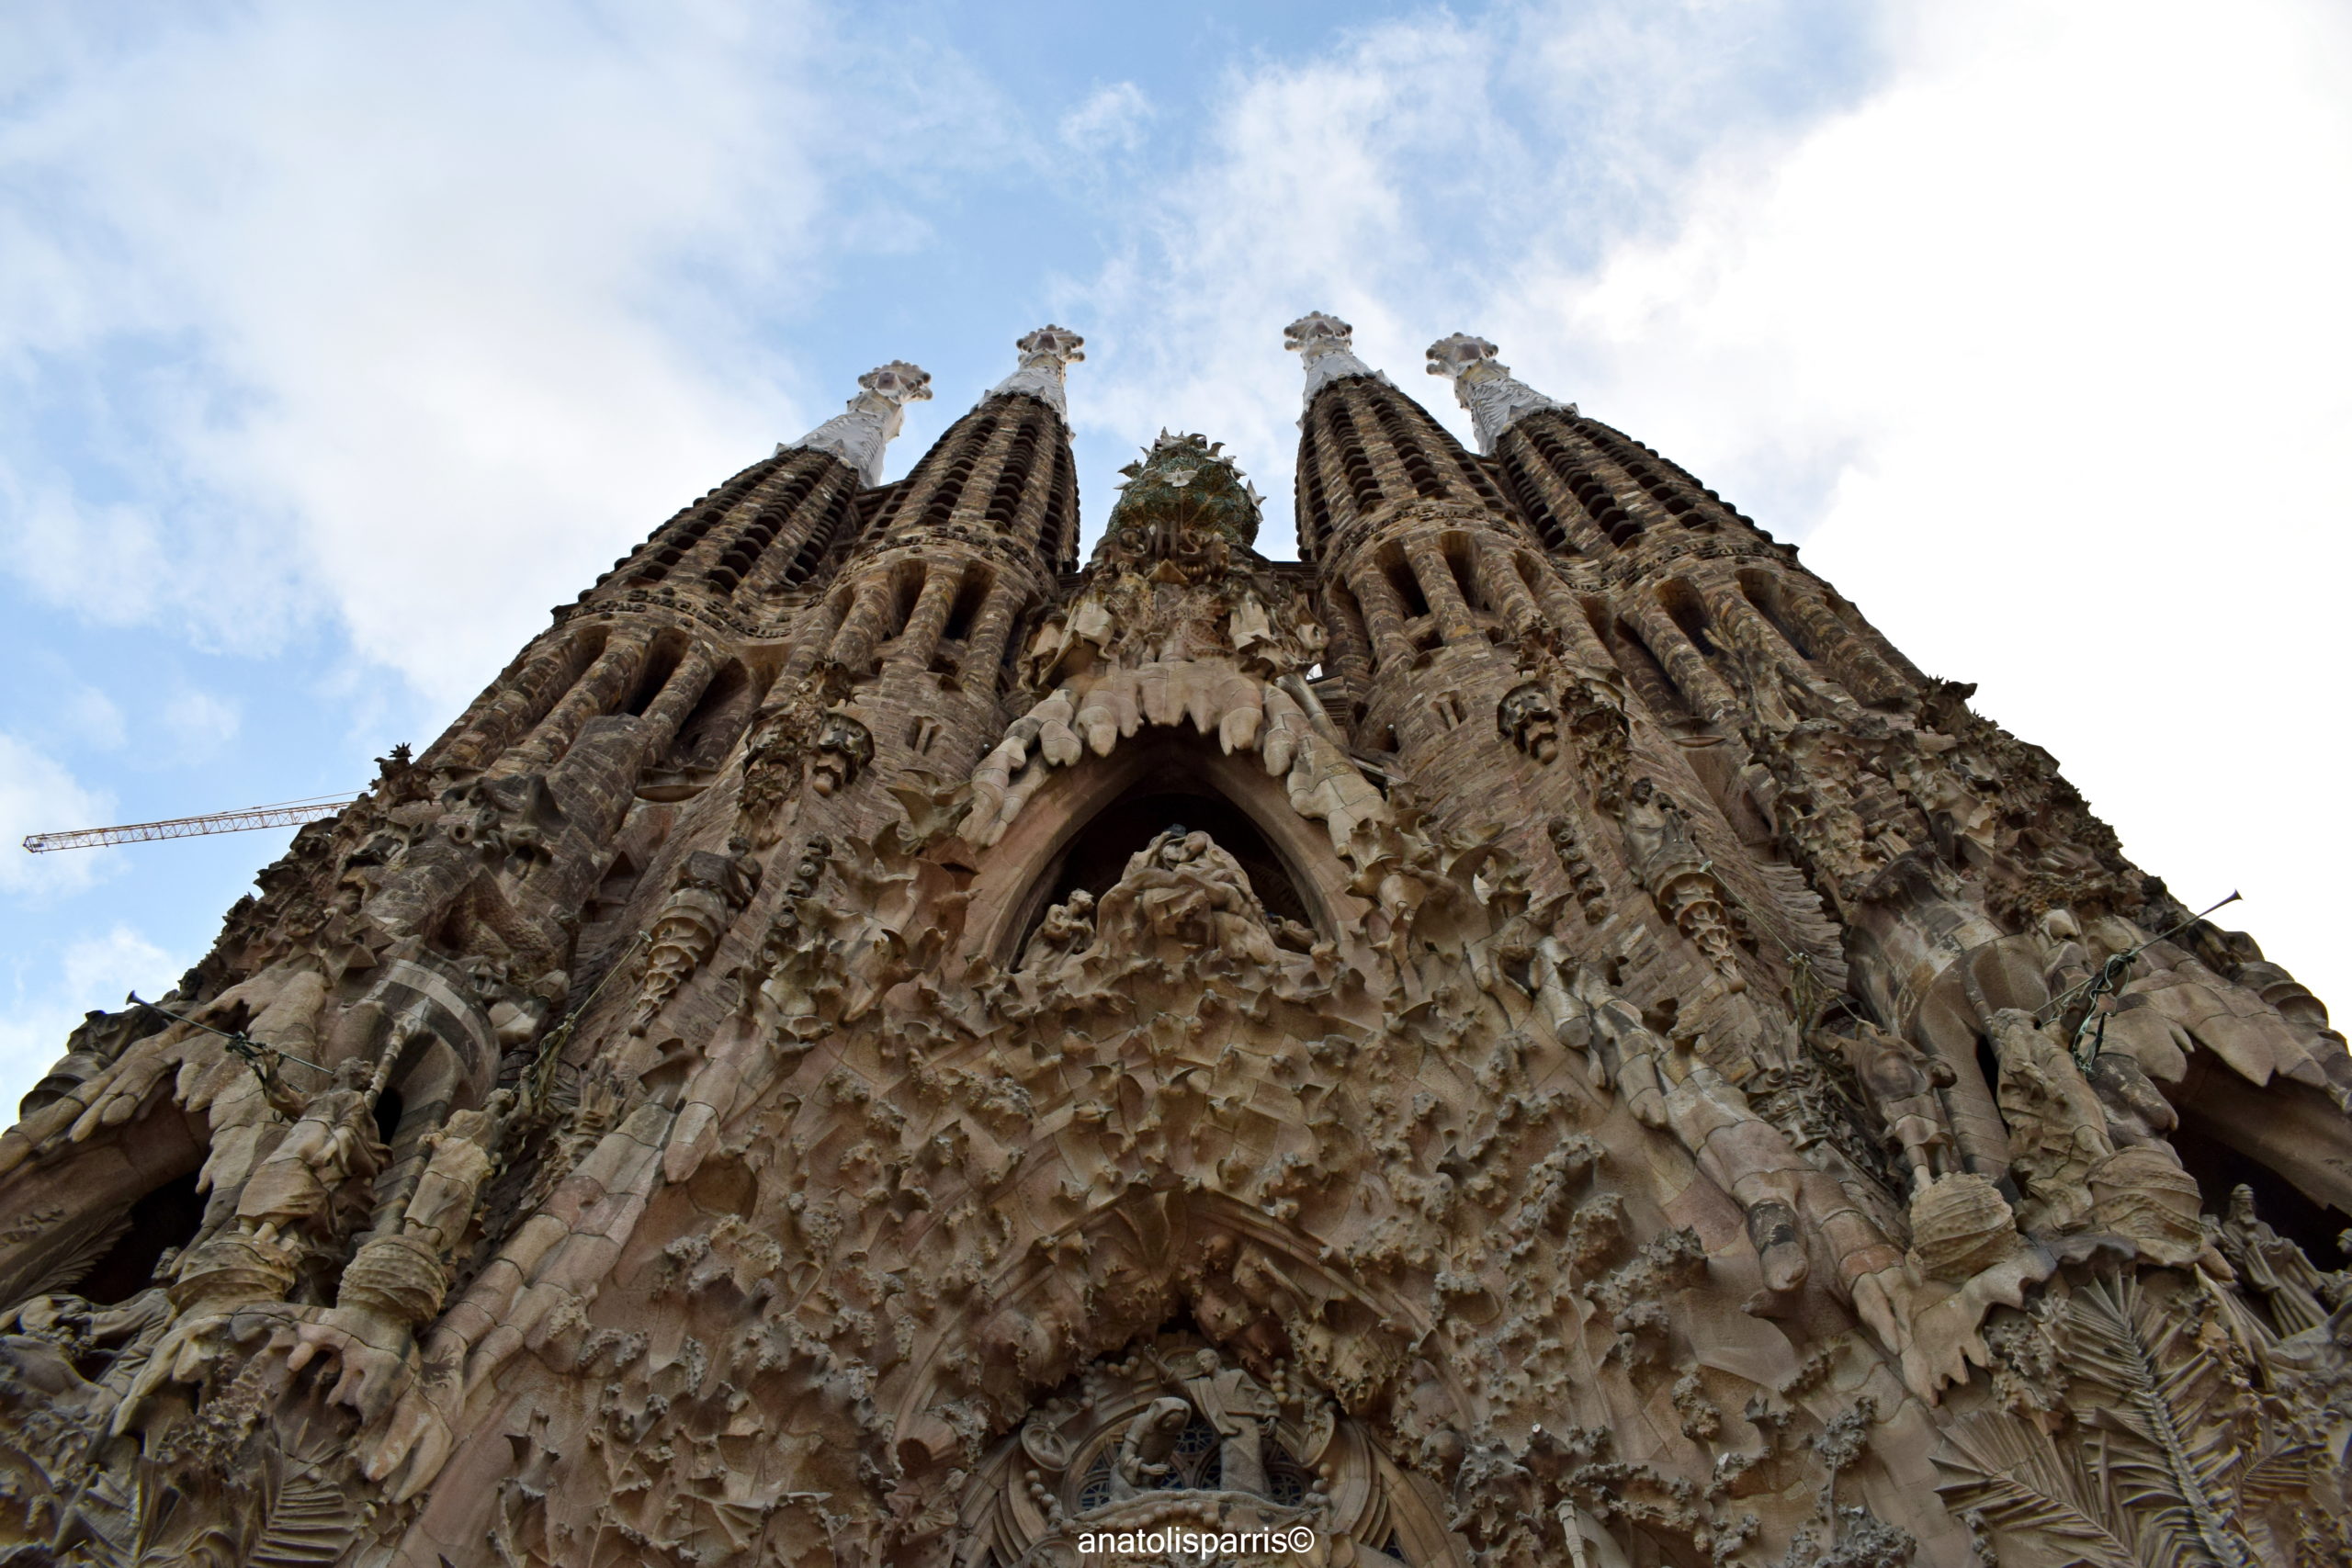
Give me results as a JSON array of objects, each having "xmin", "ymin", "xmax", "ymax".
[
  {"xmin": 1840, "ymin": 1023, "xmax": 1959, "ymax": 1191},
  {"xmin": 234, "ymin": 1054, "xmax": 390, "ymax": 1247},
  {"xmin": 1497, "ymin": 681, "xmax": 1564, "ymax": 762},
  {"xmin": 1180, "ymin": 1348, "xmax": 1280, "ymax": 1495},
  {"xmin": 2218, "ymin": 1185, "xmax": 2335, "ymax": 1336}
]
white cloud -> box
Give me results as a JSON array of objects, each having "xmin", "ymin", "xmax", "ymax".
[
  {"xmin": 158, "ymin": 686, "xmax": 241, "ymax": 762},
  {"xmin": 1061, "ymin": 0, "xmax": 1863, "ymax": 552},
  {"xmin": 0, "ymin": 1, "xmax": 847, "ymax": 704},
  {"xmin": 0, "ymin": 923, "xmax": 182, "ymax": 1120},
  {"xmin": 0, "ymin": 733, "xmax": 116, "ymax": 895},
  {"xmin": 1066, "ymin": 16, "xmax": 1499, "ymax": 553},
  {"xmin": 60, "ymin": 924, "xmax": 177, "ymax": 1007},
  {"xmin": 1060, "ymin": 82, "xmax": 1155, "ymax": 156},
  {"xmin": 63, "ymin": 683, "xmax": 126, "ymax": 752}
]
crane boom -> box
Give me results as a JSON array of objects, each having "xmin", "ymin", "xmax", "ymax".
[{"xmin": 22, "ymin": 795, "xmax": 358, "ymax": 853}]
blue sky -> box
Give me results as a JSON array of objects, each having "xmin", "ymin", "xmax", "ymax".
[{"xmin": 4, "ymin": 0, "xmax": 2349, "ymax": 1111}]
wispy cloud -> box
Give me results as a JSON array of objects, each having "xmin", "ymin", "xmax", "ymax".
[
  {"xmin": 157, "ymin": 686, "xmax": 241, "ymax": 763},
  {"xmin": 1061, "ymin": 1, "xmax": 1882, "ymax": 551},
  {"xmin": 1512, "ymin": 0, "xmax": 2352, "ymax": 997},
  {"xmin": 0, "ymin": 1, "xmax": 863, "ymax": 704},
  {"xmin": 1060, "ymin": 82, "xmax": 1155, "ymax": 157},
  {"xmin": 0, "ymin": 922, "xmax": 181, "ymax": 1115},
  {"xmin": 0, "ymin": 734, "xmax": 115, "ymax": 895}
]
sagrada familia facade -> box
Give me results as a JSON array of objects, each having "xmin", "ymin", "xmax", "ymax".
[{"xmin": 1, "ymin": 316, "xmax": 2347, "ymax": 1568}]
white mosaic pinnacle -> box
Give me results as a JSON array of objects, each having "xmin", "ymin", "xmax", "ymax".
[
  {"xmin": 1424, "ymin": 333, "xmax": 1573, "ymax": 453},
  {"xmin": 779, "ymin": 360, "xmax": 933, "ymax": 485},
  {"xmin": 989, "ymin": 324, "xmax": 1086, "ymax": 416},
  {"xmin": 1283, "ymin": 311, "xmax": 1378, "ymax": 403}
]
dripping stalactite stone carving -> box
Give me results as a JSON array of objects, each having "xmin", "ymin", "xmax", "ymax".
[{"xmin": 2, "ymin": 322, "xmax": 2350, "ymax": 1568}]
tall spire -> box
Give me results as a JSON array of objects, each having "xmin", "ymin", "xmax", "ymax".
[
  {"xmin": 989, "ymin": 324, "xmax": 1086, "ymax": 416},
  {"xmin": 1284, "ymin": 311, "xmax": 1378, "ymax": 403},
  {"xmin": 1425, "ymin": 333, "xmax": 1571, "ymax": 454},
  {"xmin": 779, "ymin": 360, "xmax": 933, "ymax": 485}
]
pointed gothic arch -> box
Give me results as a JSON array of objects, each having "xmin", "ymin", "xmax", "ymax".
[
  {"xmin": 0, "ymin": 1106, "xmax": 206, "ymax": 1310},
  {"xmin": 960, "ymin": 731, "xmax": 1374, "ymax": 973}
]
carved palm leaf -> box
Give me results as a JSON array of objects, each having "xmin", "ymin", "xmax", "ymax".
[
  {"xmin": 243, "ymin": 1465, "xmax": 362, "ymax": 1568},
  {"xmin": 19, "ymin": 1211, "xmax": 131, "ymax": 1298},
  {"xmin": 1933, "ymin": 1407, "xmax": 2135, "ymax": 1568},
  {"xmin": 2054, "ymin": 1276, "xmax": 2261, "ymax": 1568}
]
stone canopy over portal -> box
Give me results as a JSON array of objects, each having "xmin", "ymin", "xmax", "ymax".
[{"xmin": 1, "ymin": 320, "xmax": 2349, "ymax": 1568}]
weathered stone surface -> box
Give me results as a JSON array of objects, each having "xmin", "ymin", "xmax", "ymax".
[{"xmin": 2, "ymin": 323, "xmax": 2347, "ymax": 1568}]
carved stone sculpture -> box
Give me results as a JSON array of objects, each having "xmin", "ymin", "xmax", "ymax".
[
  {"xmin": 1839, "ymin": 1023, "xmax": 1959, "ymax": 1192},
  {"xmin": 233, "ymin": 1053, "xmax": 390, "ymax": 1249},
  {"xmin": 2219, "ymin": 1184, "xmax": 2335, "ymax": 1336},
  {"xmin": 1497, "ymin": 680, "xmax": 1563, "ymax": 762},
  {"xmin": 1621, "ymin": 776, "xmax": 1748, "ymax": 987},
  {"xmin": 5, "ymin": 322, "xmax": 2350, "ymax": 1568},
  {"xmin": 1984, "ymin": 1007, "xmax": 2112, "ymax": 1233},
  {"xmin": 628, "ymin": 834, "xmax": 763, "ymax": 1034}
]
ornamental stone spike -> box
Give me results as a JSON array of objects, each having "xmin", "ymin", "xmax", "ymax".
[
  {"xmin": 1425, "ymin": 333, "xmax": 1573, "ymax": 454},
  {"xmin": 1283, "ymin": 311, "xmax": 1378, "ymax": 404},
  {"xmin": 779, "ymin": 360, "xmax": 933, "ymax": 485},
  {"xmin": 989, "ymin": 324, "xmax": 1086, "ymax": 417}
]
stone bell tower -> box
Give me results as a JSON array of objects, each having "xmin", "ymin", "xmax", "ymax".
[{"xmin": 3, "ymin": 316, "xmax": 2351, "ymax": 1568}]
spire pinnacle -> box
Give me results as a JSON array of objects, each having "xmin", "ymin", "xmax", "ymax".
[
  {"xmin": 780, "ymin": 361, "xmax": 933, "ymax": 485},
  {"xmin": 1425, "ymin": 333, "xmax": 1572, "ymax": 453},
  {"xmin": 1284, "ymin": 311, "xmax": 1379, "ymax": 404},
  {"xmin": 990, "ymin": 325, "xmax": 1085, "ymax": 416}
]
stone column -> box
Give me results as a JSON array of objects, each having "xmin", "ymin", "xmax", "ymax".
[
  {"xmin": 959, "ymin": 578, "xmax": 1028, "ymax": 696},
  {"xmin": 1476, "ymin": 537, "xmax": 1547, "ymax": 644},
  {"xmin": 1781, "ymin": 582, "xmax": 1911, "ymax": 705},
  {"xmin": 1407, "ymin": 542, "xmax": 1480, "ymax": 646},
  {"xmin": 1528, "ymin": 579, "xmax": 1614, "ymax": 674},
  {"xmin": 1706, "ymin": 585, "xmax": 1815, "ymax": 679},
  {"xmin": 1346, "ymin": 560, "xmax": 1416, "ymax": 669},
  {"xmin": 435, "ymin": 636, "xmax": 586, "ymax": 772},
  {"xmin": 1319, "ymin": 582, "xmax": 1376, "ymax": 697},
  {"xmin": 637, "ymin": 644, "xmax": 720, "ymax": 761},
  {"xmin": 1623, "ymin": 602, "xmax": 1740, "ymax": 728},
  {"xmin": 495, "ymin": 631, "xmax": 651, "ymax": 775},
  {"xmin": 780, "ymin": 591, "xmax": 851, "ymax": 683},
  {"xmin": 827, "ymin": 573, "xmax": 897, "ymax": 675},
  {"xmin": 885, "ymin": 559, "xmax": 967, "ymax": 676}
]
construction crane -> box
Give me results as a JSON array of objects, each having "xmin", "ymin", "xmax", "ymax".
[{"xmin": 22, "ymin": 794, "xmax": 359, "ymax": 854}]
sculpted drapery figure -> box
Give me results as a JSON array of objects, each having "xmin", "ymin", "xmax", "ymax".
[
  {"xmin": 234, "ymin": 1054, "xmax": 390, "ymax": 1248},
  {"xmin": 1090, "ymin": 828, "xmax": 1282, "ymax": 969},
  {"xmin": 1840, "ymin": 1024, "xmax": 1960, "ymax": 1192},
  {"xmin": 1984, "ymin": 1007, "xmax": 2112, "ymax": 1232},
  {"xmin": 2219, "ymin": 1185, "xmax": 2335, "ymax": 1336},
  {"xmin": 401, "ymin": 1089, "xmax": 514, "ymax": 1256},
  {"xmin": 1179, "ymin": 1348, "xmax": 1280, "ymax": 1495}
]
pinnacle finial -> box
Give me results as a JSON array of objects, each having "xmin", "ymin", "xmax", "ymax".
[
  {"xmin": 1284, "ymin": 311, "xmax": 1377, "ymax": 404},
  {"xmin": 1425, "ymin": 333, "xmax": 1500, "ymax": 381},
  {"xmin": 779, "ymin": 361, "xmax": 933, "ymax": 485},
  {"xmin": 991, "ymin": 325, "xmax": 1085, "ymax": 416},
  {"xmin": 1424, "ymin": 333, "xmax": 1570, "ymax": 454}
]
